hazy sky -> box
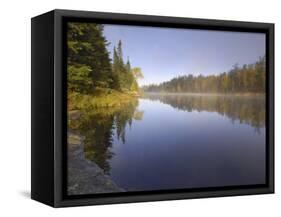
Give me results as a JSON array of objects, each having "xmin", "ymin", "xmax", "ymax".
[{"xmin": 103, "ymin": 24, "xmax": 265, "ymax": 86}]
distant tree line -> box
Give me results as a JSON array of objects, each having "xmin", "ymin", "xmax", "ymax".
[
  {"xmin": 67, "ymin": 22, "xmax": 142, "ymax": 94},
  {"xmin": 143, "ymin": 57, "xmax": 266, "ymax": 93}
]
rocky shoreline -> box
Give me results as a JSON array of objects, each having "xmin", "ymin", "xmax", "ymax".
[{"xmin": 67, "ymin": 131, "xmax": 124, "ymax": 195}]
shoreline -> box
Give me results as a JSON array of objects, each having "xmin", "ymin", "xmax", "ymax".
[
  {"xmin": 143, "ymin": 92, "xmax": 265, "ymax": 97},
  {"xmin": 68, "ymin": 89, "xmax": 140, "ymax": 111},
  {"xmin": 67, "ymin": 131, "xmax": 124, "ymax": 195}
]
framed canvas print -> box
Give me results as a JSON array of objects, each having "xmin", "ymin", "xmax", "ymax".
[{"xmin": 31, "ymin": 9, "xmax": 274, "ymax": 207}]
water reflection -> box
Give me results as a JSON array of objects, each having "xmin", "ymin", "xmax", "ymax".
[
  {"xmin": 69, "ymin": 99, "xmax": 142, "ymax": 174},
  {"xmin": 144, "ymin": 93, "xmax": 265, "ymax": 131},
  {"xmin": 69, "ymin": 94, "xmax": 265, "ymax": 182}
]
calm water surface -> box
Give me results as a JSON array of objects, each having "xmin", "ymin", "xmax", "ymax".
[{"xmin": 76, "ymin": 94, "xmax": 266, "ymax": 191}]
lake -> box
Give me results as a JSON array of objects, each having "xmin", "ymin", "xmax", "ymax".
[{"xmin": 73, "ymin": 93, "xmax": 266, "ymax": 192}]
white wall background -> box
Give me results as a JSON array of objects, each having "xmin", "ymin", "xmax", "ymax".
[{"xmin": 0, "ymin": 0, "xmax": 279, "ymax": 215}]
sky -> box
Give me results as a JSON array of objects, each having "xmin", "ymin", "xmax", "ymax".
[{"xmin": 103, "ymin": 24, "xmax": 265, "ymax": 86}]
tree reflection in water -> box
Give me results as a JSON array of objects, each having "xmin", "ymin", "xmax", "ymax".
[
  {"xmin": 144, "ymin": 93, "xmax": 265, "ymax": 132},
  {"xmin": 69, "ymin": 94, "xmax": 265, "ymax": 174},
  {"xmin": 69, "ymin": 98, "xmax": 142, "ymax": 174}
]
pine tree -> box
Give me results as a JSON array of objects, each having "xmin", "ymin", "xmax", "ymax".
[
  {"xmin": 68, "ymin": 24, "xmax": 142, "ymax": 95},
  {"xmin": 112, "ymin": 46, "xmax": 121, "ymax": 90},
  {"xmin": 67, "ymin": 22, "xmax": 112, "ymax": 93},
  {"xmin": 126, "ymin": 58, "xmax": 134, "ymax": 90}
]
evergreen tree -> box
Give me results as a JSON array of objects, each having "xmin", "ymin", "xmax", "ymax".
[
  {"xmin": 68, "ymin": 24, "xmax": 142, "ymax": 95},
  {"xmin": 67, "ymin": 22, "xmax": 112, "ymax": 92},
  {"xmin": 126, "ymin": 58, "xmax": 134, "ymax": 90},
  {"xmin": 112, "ymin": 46, "xmax": 121, "ymax": 90},
  {"xmin": 111, "ymin": 40, "xmax": 140, "ymax": 92}
]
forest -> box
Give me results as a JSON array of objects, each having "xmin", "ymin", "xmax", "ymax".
[
  {"xmin": 142, "ymin": 57, "xmax": 266, "ymax": 94},
  {"xmin": 67, "ymin": 22, "xmax": 143, "ymax": 111},
  {"xmin": 67, "ymin": 23, "xmax": 266, "ymax": 194}
]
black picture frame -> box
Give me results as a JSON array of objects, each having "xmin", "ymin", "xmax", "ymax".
[{"xmin": 31, "ymin": 9, "xmax": 274, "ymax": 207}]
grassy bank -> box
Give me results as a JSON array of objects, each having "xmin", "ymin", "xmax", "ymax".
[
  {"xmin": 68, "ymin": 88, "xmax": 140, "ymax": 173},
  {"xmin": 68, "ymin": 88, "xmax": 140, "ymax": 112}
]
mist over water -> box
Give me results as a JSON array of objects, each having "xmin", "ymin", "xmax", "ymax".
[{"xmin": 73, "ymin": 94, "xmax": 266, "ymax": 191}]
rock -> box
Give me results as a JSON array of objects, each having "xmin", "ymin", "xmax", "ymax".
[
  {"xmin": 67, "ymin": 131, "xmax": 123, "ymax": 195},
  {"xmin": 68, "ymin": 110, "xmax": 82, "ymax": 120}
]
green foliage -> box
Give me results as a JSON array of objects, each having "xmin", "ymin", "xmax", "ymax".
[
  {"xmin": 68, "ymin": 88, "xmax": 138, "ymax": 112},
  {"xmin": 143, "ymin": 57, "xmax": 266, "ymax": 93},
  {"xmin": 67, "ymin": 23, "xmax": 142, "ymax": 96},
  {"xmin": 67, "ymin": 22, "xmax": 113, "ymax": 91},
  {"xmin": 111, "ymin": 40, "xmax": 141, "ymax": 92},
  {"xmin": 68, "ymin": 65, "xmax": 93, "ymax": 93}
]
